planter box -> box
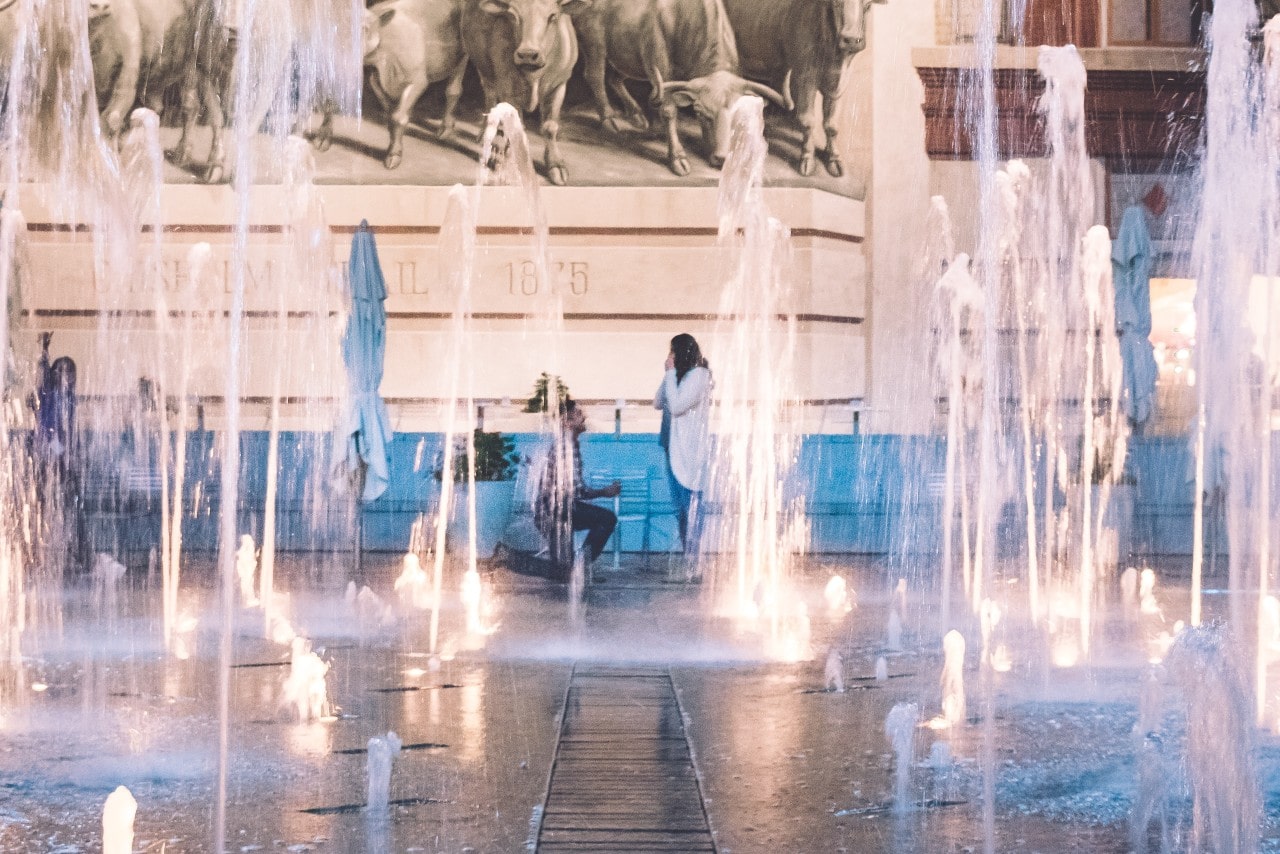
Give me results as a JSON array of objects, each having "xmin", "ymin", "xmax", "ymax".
[{"xmin": 446, "ymin": 481, "xmax": 516, "ymax": 559}]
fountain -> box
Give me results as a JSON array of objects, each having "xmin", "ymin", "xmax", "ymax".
[
  {"xmin": 235, "ymin": 533, "xmax": 258, "ymax": 607},
  {"xmin": 2, "ymin": 0, "xmax": 1280, "ymax": 849},
  {"xmin": 824, "ymin": 645, "xmax": 844, "ymax": 693},
  {"xmin": 101, "ymin": 785, "xmax": 136, "ymax": 854},
  {"xmin": 365, "ymin": 730, "xmax": 402, "ymax": 814},
  {"xmin": 704, "ymin": 95, "xmax": 810, "ymax": 661},
  {"xmin": 884, "ymin": 702, "xmax": 919, "ymax": 814},
  {"xmin": 936, "ymin": 629, "xmax": 966, "ymax": 729},
  {"xmin": 281, "ymin": 636, "xmax": 331, "ymax": 723}
]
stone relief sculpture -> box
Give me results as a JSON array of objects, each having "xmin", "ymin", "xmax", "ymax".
[
  {"xmin": 88, "ymin": 0, "xmax": 187, "ymax": 140},
  {"xmin": 574, "ymin": 0, "xmax": 787, "ymax": 176},
  {"xmin": 461, "ymin": 0, "xmax": 585, "ymax": 185},
  {"xmin": 315, "ymin": 0, "xmax": 469, "ymax": 169},
  {"xmin": 724, "ymin": 0, "xmax": 881, "ymax": 176},
  {"xmin": 10, "ymin": 0, "xmax": 882, "ymax": 184}
]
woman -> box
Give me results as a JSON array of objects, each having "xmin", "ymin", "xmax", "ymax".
[{"xmin": 654, "ymin": 333, "xmax": 711, "ymax": 551}]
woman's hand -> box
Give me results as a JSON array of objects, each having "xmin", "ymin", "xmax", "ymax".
[{"xmin": 665, "ymin": 353, "xmax": 675, "ymax": 371}]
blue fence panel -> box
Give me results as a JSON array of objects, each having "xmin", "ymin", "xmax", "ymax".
[{"xmin": 64, "ymin": 428, "xmax": 1223, "ymax": 559}]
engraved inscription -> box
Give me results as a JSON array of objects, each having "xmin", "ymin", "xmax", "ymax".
[{"xmin": 505, "ymin": 260, "xmax": 589, "ymax": 296}]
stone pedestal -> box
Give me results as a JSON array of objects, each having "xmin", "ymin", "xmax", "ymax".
[{"xmin": 14, "ymin": 183, "xmax": 866, "ymax": 433}]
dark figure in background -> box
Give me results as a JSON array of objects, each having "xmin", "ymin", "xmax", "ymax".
[
  {"xmin": 536, "ymin": 399, "xmax": 620, "ymax": 580},
  {"xmin": 35, "ymin": 332, "xmax": 77, "ymax": 466},
  {"xmin": 30, "ymin": 332, "xmax": 87, "ymax": 571}
]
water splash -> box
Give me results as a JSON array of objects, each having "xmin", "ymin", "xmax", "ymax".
[
  {"xmin": 461, "ymin": 567, "xmax": 499, "ymax": 645},
  {"xmin": 884, "ymin": 703, "xmax": 919, "ymax": 813},
  {"xmin": 395, "ymin": 552, "xmax": 432, "ymax": 610},
  {"xmin": 886, "ymin": 608, "xmax": 903, "ymax": 652},
  {"xmin": 929, "ymin": 629, "xmax": 966, "ymax": 730},
  {"xmin": 429, "ymin": 183, "xmax": 479, "ymax": 660},
  {"xmin": 1130, "ymin": 667, "xmax": 1173, "ymax": 852},
  {"xmin": 823, "ymin": 575, "xmax": 853, "ymax": 616},
  {"xmin": 90, "ymin": 553, "xmax": 127, "ymax": 626},
  {"xmin": 932, "ymin": 45, "xmax": 1124, "ymax": 665},
  {"xmin": 824, "ymin": 646, "xmax": 844, "ymax": 693},
  {"xmin": 704, "ymin": 96, "xmax": 808, "ymax": 660},
  {"xmin": 475, "ymin": 105, "xmax": 569, "ymax": 616},
  {"xmin": 102, "ymin": 785, "xmax": 136, "ymax": 854},
  {"xmin": 366, "ymin": 731, "xmax": 402, "ymax": 813},
  {"xmin": 1166, "ymin": 626, "xmax": 1259, "ymax": 852},
  {"xmin": 281, "ymin": 637, "xmax": 330, "ymax": 722},
  {"xmin": 235, "ymin": 535, "xmax": 259, "ymax": 607}
]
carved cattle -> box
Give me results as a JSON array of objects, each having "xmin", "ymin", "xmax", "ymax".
[
  {"xmin": 462, "ymin": 0, "xmax": 586, "ymax": 185},
  {"xmin": 88, "ymin": 0, "xmax": 188, "ymax": 139},
  {"xmin": 574, "ymin": 0, "xmax": 786, "ymax": 175},
  {"xmin": 314, "ymin": 0, "xmax": 467, "ymax": 170},
  {"xmin": 171, "ymin": 0, "xmax": 234, "ymax": 182},
  {"xmin": 723, "ymin": 0, "xmax": 879, "ymax": 176},
  {"xmin": 172, "ymin": 0, "xmax": 308, "ymax": 183}
]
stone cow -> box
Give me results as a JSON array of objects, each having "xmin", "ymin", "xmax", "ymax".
[
  {"xmin": 574, "ymin": 0, "xmax": 786, "ymax": 176},
  {"xmin": 172, "ymin": 0, "xmax": 313, "ymax": 183},
  {"xmin": 88, "ymin": 0, "xmax": 188, "ymax": 139},
  {"xmin": 723, "ymin": 0, "xmax": 880, "ymax": 176},
  {"xmin": 171, "ymin": 0, "xmax": 237, "ymax": 183},
  {"xmin": 314, "ymin": 0, "xmax": 468, "ymax": 170},
  {"xmin": 462, "ymin": 0, "xmax": 586, "ymax": 186}
]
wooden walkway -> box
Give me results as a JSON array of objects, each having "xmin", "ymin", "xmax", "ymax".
[{"xmin": 536, "ymin": 665, "xmax": 716, "ymax": 853}]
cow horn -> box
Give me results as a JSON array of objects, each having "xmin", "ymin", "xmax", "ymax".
[{"xmin": 742, "ymin": 80, "xmax": 788, "ymax": 110}]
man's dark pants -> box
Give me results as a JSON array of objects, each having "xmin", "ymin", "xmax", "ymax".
[{"xmin": 544, "ymin": 500, "xmax": 617, "ymax": 581}]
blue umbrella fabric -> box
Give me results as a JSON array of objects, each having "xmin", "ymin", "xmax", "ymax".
[
  {"xmin": 1111, "ymin": 204, "xmax": 1159, "ymax": 426},
  {"xmin": 335, "ymin": 219, "xmax": 393, "ymax": 502}
]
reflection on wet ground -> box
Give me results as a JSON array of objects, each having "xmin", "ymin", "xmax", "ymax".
[{"xmin": 1, "ymin": 553, "xmax": 1279, "ymax": 852}]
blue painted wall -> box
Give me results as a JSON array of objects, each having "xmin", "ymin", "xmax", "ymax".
[{"xmin": 75, "ymin": 430, "xmax": 1207, "ymax": 559}]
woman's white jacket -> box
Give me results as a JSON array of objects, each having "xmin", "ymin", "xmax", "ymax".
[{"xmin": 654, "ymin": 366, "xmax": 711, "ymax": 491}]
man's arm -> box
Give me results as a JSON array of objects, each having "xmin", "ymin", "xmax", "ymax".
[{"xmin": 581, "ymin": 480, "xmax": 622, "ymax": 500}]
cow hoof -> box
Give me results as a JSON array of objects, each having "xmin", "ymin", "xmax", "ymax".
[
  {"xmin": 604, "ymin": 116, "xmax": 625, "ymax": 134},
  {"xmin": 628, "ymin": 113, "xmax": 650, "ymax": 132},
  {"xmin": 384, "ymin": 152, "xmax": 402, "ymax": 170},
  {"xmin": 824, "ymin": 157, "xmax": 844, "ymax": 178},
  {"xmin": 102, "ymin": 111, "xmax": 123, "ymax": 138},
  {"xmin": 798, "ymin": 155, "xmax": 816, "ymax": 177},
  {"xmin": 548, "ymin": 164, "xmax": 568, "ymax": 186},
  {"xmin": 203, "ymin": 164, "xmax": 225, "ymax": 184},
  {"xmin": 670, "ymin": 156, "xmax": 691, "ymax": 177},
  {"xmin": 313, "ymin": 134, "xmax": 332, "ymax": 153},
  {"xmin": 436, "ymin": 120, "xmax": 455, "ymax": 139}
]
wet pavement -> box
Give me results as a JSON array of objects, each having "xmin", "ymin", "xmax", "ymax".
[{"xmin": 1, "ymin": 553, "xmax": 1280, "ymax": 852}]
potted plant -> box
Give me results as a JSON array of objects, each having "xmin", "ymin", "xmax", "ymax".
[
  {"xmin": 440, "ymin": 428, "xmax": 522, "ymax": 559},
  {"xmin": 524, "ymin": 372, "xmax": 571, "ymax": 414}
]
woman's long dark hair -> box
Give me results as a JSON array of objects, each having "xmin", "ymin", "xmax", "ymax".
[{"xmin": 671, "ymin": 333, "xmax": 708, "ymax": 382}]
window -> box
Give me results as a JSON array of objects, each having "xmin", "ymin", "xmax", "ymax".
[
  {"xmin": 1022, "ymin": 0, "xmax": 1101, "ymax": 46},
  {"xmin": 1109, "ymin": 0, "xmax": 1199, "ymax": 46}
]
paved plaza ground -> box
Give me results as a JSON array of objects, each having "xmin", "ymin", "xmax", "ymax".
[{"xmin": 0, "ymin": 553, "xmax": 1277, "ymax": 853}]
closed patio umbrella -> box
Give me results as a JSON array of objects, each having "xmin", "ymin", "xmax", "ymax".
[
  {"xmin": 1112, "ymin": 204, "xmax": 1159, "ymax": 427},
  {"xmin": 334, "ymin": 220, "xmax": 393, "ymax": 566}
]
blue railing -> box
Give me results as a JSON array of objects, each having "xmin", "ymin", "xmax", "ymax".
[{"xmin": 60, "ymin": 430, "xmax": 1209, "ymax": 557}]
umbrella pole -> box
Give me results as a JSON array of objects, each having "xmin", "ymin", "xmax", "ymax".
[{"xmin": 355, "ymin": 459, "xmax": 367, "ymax": 582}]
